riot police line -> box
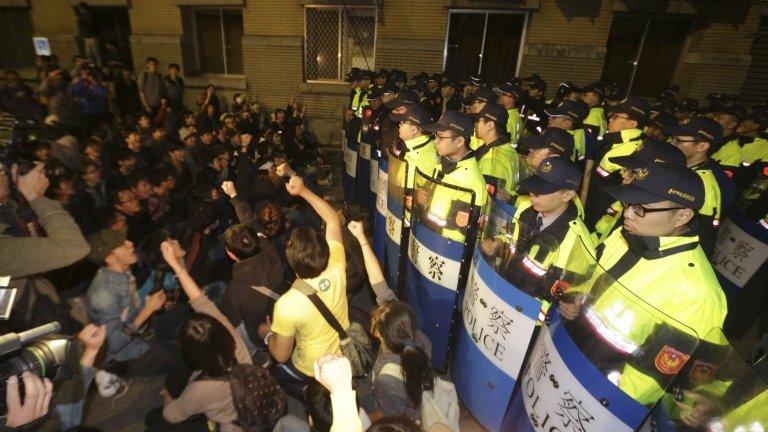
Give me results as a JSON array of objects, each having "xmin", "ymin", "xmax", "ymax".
[{"xmin": 345, "ymin": 125, "xmax": 766, "ymax": 431}]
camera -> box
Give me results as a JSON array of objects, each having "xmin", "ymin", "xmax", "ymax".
[{"xmin": 0, "ymin": 322, "xmax": 76, "ymax": 420}]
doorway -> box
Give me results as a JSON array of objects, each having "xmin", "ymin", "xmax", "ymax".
[
  {"xmin": 601, "ymin": 15, "xmax": 690, "ymax": 97},
  {"xmin": 443, "ymin": 10, "xmax": 527, "ymax": 83}
]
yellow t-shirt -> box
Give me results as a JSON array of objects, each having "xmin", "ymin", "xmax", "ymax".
[{"xmin": 271, "ymin": 240, "xmax": 350, "ymax": 376}]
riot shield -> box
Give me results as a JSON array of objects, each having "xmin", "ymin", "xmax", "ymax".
[
  {"xmin": 406, "ymin": 168, "xmax": 479, "ymax": 372},
  {"xmin": 384, "ymin": 149, "xmax": 410, "ymax": 293},
  {"xmin": 638, "ymin": 327, "xmax": 768, "ymax": 432},
  {"xmin": 356, "ymin": 129, "xmax": 372, "ymax": 206},
  {"xmin": 343, "ymin": 118, "xmax": 360, "ymax": 204},
  {"xmin": 373, "ymin": 150, "xmax": 388, "ymax": 263},
  {"xmin": 711, "ymin": 211, "xmax": 768, "ymax": 297},
  {"xmin": 369, "ymin": 144, "xmax": 379, "ymax": 213},
  {"xmin": 453, "ymin": 197, "xmax": 563, "ymax": 432},
  {"xmin": 504, "ymin": 238, "xmax": 701, "ymax": 432}
]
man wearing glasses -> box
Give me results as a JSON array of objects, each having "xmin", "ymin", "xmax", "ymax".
[
  {"xmin": 665, "ymin": 116, "xmax": 726, "ymax": 256},
  {"xmin": 584, "ymin": 97, "xmax": 649, "ymax": 228},
  {"xmin": 559, "ymin": 161, "xmax": 726, "ymax": 405}
]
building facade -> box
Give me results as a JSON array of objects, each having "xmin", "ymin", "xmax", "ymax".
[{"xmin": 1, "ymin": 0, "xmax": 767, "ymax": 144}]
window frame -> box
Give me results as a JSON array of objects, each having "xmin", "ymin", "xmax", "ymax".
[
  {"xmin": 303, "ymin": 4, "xmax": 378, "ymax": 83},
  {"xmin": 189, "ymin": 6, "xmax": 243, "ymax": 76},
  {"xmin": 442, "ymin": 9, "xmax": 529, "ymax": 78}
]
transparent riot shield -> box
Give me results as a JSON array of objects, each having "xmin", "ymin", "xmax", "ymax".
[
  {"xmin": 372, "ymin": 149, "xmax": 388, "ymax": 263},
  {"xmin": 504, "ymin": 238, "xmax": 701, "ymax": 432},
  {"xmin": 406, "ymin": 168, "xmax": 479, "ymax": 372},
  {"xmin": 453, "ymin": 196, "xmax": 563, "ymax": 432},
  {"xmin": 384, "ymin": 149, "xmax": 409, "ymax": 293},
  {"xmin": 638, "ymin": 327, "xmax": 768, "ymax": 432}
]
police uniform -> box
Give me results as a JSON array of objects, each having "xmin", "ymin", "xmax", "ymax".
[
  {"xmin": 582, "ymin": 83, "xmax": 608, "ymax": 140},
  {"xmin": 418, "ymin": 111, "xmax": 488, "ymax": 243},
  {"xmin": 437, "ymin": 80, "xmax": 462, "ymax": 119},
  {"xmin": 471, "ymin": 103, "xmax": 519, "ymax": 199},
  {"xmin": 503, "ymin": 157, "xmax": 594, "ymax": 321},
  {"xmin": 712, "ymin": 134, "xmax": 742, "ymax": 173},
  {"xmin": 585, "ymin": 97, "xmax": 650, "ymax": 228},
  {"xmin": 591, "ymin": 138, "xmax": 688, "ymax": 244},
  {"xmin": 465, "ymin": 86, "xmax": 497, "ymax": 150},
  {"xmin": 494, "ymin": 82, "xmax": 525, "ymax": 147},
  {"xmin": 565, "ymin": 162, "xmax": 727, "ymax": 406}
]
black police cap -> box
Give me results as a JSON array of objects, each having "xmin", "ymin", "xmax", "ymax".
[
  {"xmin": 494, "ymin": 82, "xmax": 526, "ymax": 101},
  {"xmin": 383, "ymin": 90, "xmax": 419, "ymax": 109},
  {"xmin": 648, "ymin": 109, "xmax": 678, "ymax": 131},
  {"xmin": 544, "ymin": 100, "xmax": 589, "ymax": 123},
  {"xmin": 517, "ymin": 156, "xmax": 582, "ymax": 194},
  {"xmin": 611, "ymin": 97, "xmax": 651, "ymax": 123},
  {"xmin": 609, "ymin": 138, "xmax": 687, "ymax": 169},
  {"xmin": 388, "ymin": 104, "xmax": 433, "ymax": 126},
  {"xmin": 677, "ymin": 98, "xmax": 699, "ymax": 113},
  {"xmin": 422, "ymin": 110, "xmax": 474, "ymax": 137},
  {"xmin": 464, "ymin": 86, "xmax": 497, "ymax": 105},
  {"xmin": 520, "ymin": 127, "xmax": 575, "ymax": 158},
  {"xmin": 606, "ymin": 162, "xmax": 704, "ymax": 210},
  {"xmin": 663, "ymin": 116, "xmax": 724, "ymax": 144},
  {"xmin": 555, "ymin": 82, "xmax": 582, "ymax": 98},
  {"xmin": 581, "ymin": 83, "xmax": 606, "ymax": 97},
  {"xmin": 469, "ymin": 103, "xmax": 508, "ymax": 127}
]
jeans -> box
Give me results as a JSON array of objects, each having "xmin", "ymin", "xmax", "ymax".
[{"xmin": 270, "ymin": 362, "xmax": 313, "ymax": 402}]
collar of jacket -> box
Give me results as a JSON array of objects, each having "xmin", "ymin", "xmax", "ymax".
[
  {"xmin": 619, "ymin": 228, "xmax": 699, "ymax": 260},
  {"xmin": 739, "ymin": 135, "xmax": 756, "ymax": 145},
  {"xmin": 690, "ymin": 159, "xmax": 713, "ymax": 172},
  {"xmin": 404, "ymin": 134, "xmax": 434, "ymax": 152},
  {"xmin": 474, "ymin": 137, "xmax": 508, "ymax": 161},
  {"xmin": 604, "ymin": 128, "xmax": 643, "ymax": 145},
  {"xmin": 439, "ymin": 150, "xmax": 476, "ymax": 176},
  {"xmin": 520, "ymin": 200, "xmax": 578, "ymax": 241}
]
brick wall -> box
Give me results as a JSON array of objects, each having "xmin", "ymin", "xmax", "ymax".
[{"xmin": 28, "ymin": 0, "xmax": 79, "ymax": 66}]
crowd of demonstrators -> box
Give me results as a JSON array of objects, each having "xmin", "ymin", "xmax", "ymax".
[{"xmin": 1, "ymin": 47, "xmax": 768, "ymax": 432}]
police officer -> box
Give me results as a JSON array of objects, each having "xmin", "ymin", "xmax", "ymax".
[
  {"xmin": 583, "ymin": 96, "xmax": 649, "ymax": 228},
  {"xmin": 522, "ymin": 75, "xmax": 548, "ymax": 136},
  {"xmin": 388, "ymin": 103, "xmax": 438, "ymax": 222},
  {"xmin": 591, "ymin": 139, "xmax": 687, "ymax": 245},
  {"xmin": 391, "ymin": 69, "xmax": 407, "ymax": 90},
  {"xmin": 522, "ymin": 127, "xmax": 575, "ymax": 173},
  {"xmin": 738, "ymin": 109, "xmax": 768, "ymax": 171},
  {"xmin": 494, "ymin": 81, "xmax": 526, "ymax": 147},
  {"xmin": 425, "ymin": 73, "xmax": 442, "ymax": 115},
  {"xmin": 544, "ymin": 99, "xmax": 590, "ymax": 162},
  {"xmin": 712, "ymin": 104, "xmax": 746, "ymax": 176},
  {"xmin": 665, "ymin": 116, "xmax": 726, "ymax": 256},
  {"xmin": 644, "ymin": 108, "xmax": 678, "ymax": 142},
  {"xmin": 437, "ymin": 79, "xmax": 462, "ymax": 118},
  {"xmin": 416, "ymin": 111, "xmax": 488, "ymax": 242},
  {"xmin": 505, "ymin": 156, "xmax": 594, "ymax": 321},
  {"xmin": 351, "ymin": 70, "xmax": 373, "ymax": 119},
  {"xmin": 559, "ymin": 161, "xmax": 728, "ymax": 406},
  {"xmin": 471, "ymin": 103, "xmax": 518, "ymax": 200},
  {"xmin": 374, "ymin": 68, "xmax": 390, "ymax": 89},
  {"xmin": 675, "ymin": 98, "xmax": 699, "ymax": 124},
  {"xmin": 581, "ymin": 83, "xmax": 608, "ymax": 139},
  {"xmin": 547, "ymin": 81, "xmax": 582, "ymax": 108},
  {"xmin": 465, "ymin": 86, "xmax": 497, "ymax": 150}
]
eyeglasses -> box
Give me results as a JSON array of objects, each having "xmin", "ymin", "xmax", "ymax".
[
  {"xmin": 610, "ymin": 113, "xmax": 630, "ymax": 121},
  {"xmin": 435, "ymin": 133, "xmax": 457, "ymax": 142},
  {"xmin": 671, "ymin": 137, "xmax": 698, "ymax": 146},
  {"xmin": 622, "ymin": 202, "xmax": 685, "ymax": 217}
]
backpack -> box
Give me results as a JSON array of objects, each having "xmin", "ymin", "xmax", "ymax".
[
  {"xmin": 379, "ymin": 363, "xmax": 460, "ymax": 432},
  {"xmin": 228, "ymin": 364, "xmax": 286, "ymax": 432}
]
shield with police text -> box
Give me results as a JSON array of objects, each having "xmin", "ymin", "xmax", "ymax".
[
  {"xmin": 406, "ymin": 168, "xmax": 480, "ymax": 371},
  {"xmin": 711, "ymin": 211, "xmax": 768, "ymax": 296},
  {"xmin": 638, "ymin": 327, "xmax": 766, "ymax": 432},
  {"xmin": 453, "ymin": 197, "xmax": 566, "ymax": 431},
  {"xmin": 503, "ymin": 238, "xmax": 701, "ymax": 432},
  {"xmin": 373, "ymin": 152, "xmax": 388, "ymax": 263},
  {"xmin": 384, "ymin": 149, "xmax": 410, "ymax": 292},
  {"xmin": 356, "ymin": 132, "xmax": 372, "ymax": 206}
]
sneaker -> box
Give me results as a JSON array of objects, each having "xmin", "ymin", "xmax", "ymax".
[{"xmin": 95, "ymin": 370, "xmax": 130, "ymax": 398}]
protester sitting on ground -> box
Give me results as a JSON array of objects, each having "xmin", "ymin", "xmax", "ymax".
[{"xmin": 154, "ymin": 240, "xmax": 285, "ymax": 432}]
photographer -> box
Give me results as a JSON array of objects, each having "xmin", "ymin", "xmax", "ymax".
[{"xmin": 0, "ymin": 162, "xmax": 90, "ymax": 330}]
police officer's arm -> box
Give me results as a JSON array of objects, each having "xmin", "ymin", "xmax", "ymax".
[{"xmin": 284, "ymin": 173, "xmax": 343, "ymax": 244}]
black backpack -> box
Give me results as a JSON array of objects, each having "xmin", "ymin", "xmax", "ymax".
[{"xmin": 228, "ymin": 364, "xmax": 286, "ymax": 432}]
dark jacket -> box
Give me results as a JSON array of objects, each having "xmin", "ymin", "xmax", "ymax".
[{"xmin": 220, "ymin": 237, "xmax": 285, "ymax": 347}]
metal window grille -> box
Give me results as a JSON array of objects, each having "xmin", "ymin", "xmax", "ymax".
[{"xmin": 304, "ymin": 5, "xmax": 376, "ymax": 82}]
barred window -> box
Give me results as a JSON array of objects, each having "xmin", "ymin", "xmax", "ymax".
[{"xmin": 304, "ymin": 6, "xmax": 376, "ymax": 82}]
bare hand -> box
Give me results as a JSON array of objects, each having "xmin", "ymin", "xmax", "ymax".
[
  {"xmin": 5, "ymin": 372, "xmax": 53, "ymax": 427},
  {"xmin": 557, "ymin": 294, "xmax": 584, "ymax": 321},
  {"xmin": 221, "ymin": 181, "xmax": 237, "ymax": 198},
  {"xmin": 160, "ymin": 388, "xmax": 172, "ymax": 406},
  {"xmin": 313, "ymin": 354, "xmax": 353, "ymax": 395},
  {"xmin": 16, "ymin": 163, "xmax": 49, "ymax": 202},
  {"xmin": 145, "ymin": 290, "xmax": 167, "ymax": 313},
  {"xmin": 160, "ymin": 241, "xmax": 179, "ymax": 268},
  {"xmin": 257, "ymin": 316, "xmax": 272, "ymax": 340},
  {"xmin": 78, "ymin": 324, "xmax": 107, "ymax": 352},
  {"xmin": 276, "ymin": 163, "xmax": 296, "ymax": 178},
  {"xmin": 675, "ymin": 390, "xmax": 718, "ymax": 428},
  {"xmin": 285, "ymin": 175, "xmax": 305, "ymax": 196},
  {"xmin": 347, "ymin": 221, "xmax": 365, "ymax": 240}
]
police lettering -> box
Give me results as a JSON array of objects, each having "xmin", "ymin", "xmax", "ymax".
[
  {"xmin": 463, "ymin": 294, "xmax": 506, "ymax": 361},
  {"xmin": 712, "ymin": 249, "xmax": 747, "ymax": 279}
]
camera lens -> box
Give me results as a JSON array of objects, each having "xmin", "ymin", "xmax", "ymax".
[{"xmin": 0, "ymin": 340, "xmax": 68, "ymax": 418}]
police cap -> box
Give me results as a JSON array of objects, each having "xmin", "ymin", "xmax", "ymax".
[
  {"xmin": 494, "ymin": 82, "xmax": 526, "ymax": 100},
  {"xmin": 517, "ymin": 156, "xmax": 582, "ymax": 194},
  {"xmin": 422, "ymin": 110, "xmax": 474, "ymax": 137},
  {"xmin": 581, "ymin": 82, "xmax": 606, "ymax": 98},
  {"xmin": 383, "ymin": 90, "xmax": 419, "ymax": 109},
  {"xmin": 677, "ymin": 98, "xmax": 699, "ymax": 113},
  {"xmin": 609, "ymin": 138, "xmax": 687, "ymax": 169},
  {"xmin": 611, "ymin": 97, "xmax": 651, "ymax": 124},
  {"xmin": 463, "ymin": 86, "xmax": 497, "ymax": 106},
  {"xmin": 606, "ymin": 162, "xmax": 704, "ymax": 210},
  {"xmin": 388, "ymin": 104, "xmax": 433, "ymax": 127},
  {"xmin": 648, "ymin": 109, "xmax": 678, "ymax": 131},
  {"xmin": 520, "ymin": 127, "xmax": 575, "ymax": 158},
  {"xmin": 544, "ymin": 100, "xmax": 589, "ymax": 124},
  {"xmin": 718, "ymin": 104, "xmax": 747, "ymax": 120},
  {"xmin": 663, "ymin": 116, "xmax": 724, "ymax": 144},
  {"xmin": 469, "ymin": 103, "xmax": 509, "ymax": 127}
]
